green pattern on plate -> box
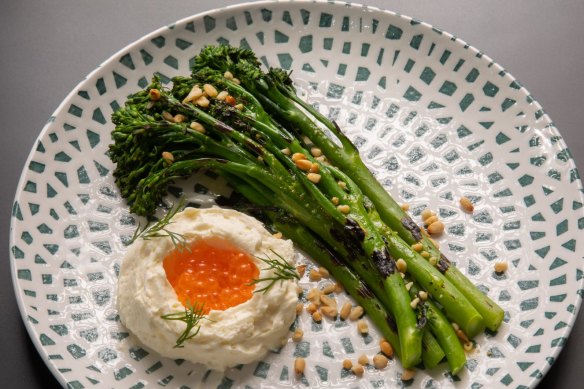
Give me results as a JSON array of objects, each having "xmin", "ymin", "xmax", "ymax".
[{"xmin": 9, "ymin": 2, "xmax": 583, "ymax": 388}]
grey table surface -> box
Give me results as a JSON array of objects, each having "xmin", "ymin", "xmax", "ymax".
[{"xmin": 1, "ymin": 1, "xmax": 583, "ymax": 388}]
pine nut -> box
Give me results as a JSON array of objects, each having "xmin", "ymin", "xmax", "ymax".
[
  {"xmin": 309, "ymin": 268, "xmax": 322, "ymax": 282},
  {"xmin": 318, "ymin": 267, "xmax": 329, "ymax": 278},
  {"xmin": 342, "ymin": 359, "xmax": 352, "ymax": 369},
  {"xmin": 295, "ymin": 303, "xmax": 303, "ymax": 315},
  {"xmin": 494, "ymin": 261, "xmax": 508, "ymax": 273},
  {"xmin": 373, "ymin": 354, "xmax": 389, "ymax": 369},
  {"xmin": 464, "ymin": 341, "xmax": 474, "ymax": 351},
  {"xmin": 281, "ymin": 147, "xmax": 291, "ymax": 155},
  {"xmin": 380, "ymin": 340, "xmax": 394, "ymax": 357},
  {"xmin": 306, "ymin": 288, "xmax": 322, "ymax": 304},
  {"xmin": 312, "ymin": 311, "xmax": 322, "ymax": 322},
  {"xmin": 223, "ymin": 70, "xmax": 234, "ymax": 80},
  {"xmin": 320, "ymin": 295, "xmax": 337, "ymax": 308},
  {"xmin": 331, "ymin": 197, "xmax": 340, "ymax": 205},
  {"xmin": 149, "ymin": 88, "xmax": 161, "ymax": 100},
  {"xmin": 171, "ymin": 114, "xmax": 185, "ymax": 123},
  {"xmin": 421, "ymin": 251, "xmax": 430, "ymax": 258},
  {"xmin": 427, "ymin": 221, "xmax": 445, "ymax": 235},
  {"xmin": 310, "ymin": 147, "xmax": 322, "ymax": 157},
  {"xmin": 349, "ymin": 306, "xmax": 364, "ymax": 321},
  {"xmin": 203, "ymin": 84, "xmax": 218, "ymax": 98},
  {"xmin": 232, "ymin": 77, "xmax": 241, "ymax": 85},
  {"xmin": 189, "ymin": 121, "xmax": 206, "ymax": 133},
  {"xmin": 456, "ymin": 329, "xmax": 470, "ymax": 343},
  {"xmin": 162, "ymin": 111, "xmax": 174, "ymax": 121},
  {"xmin": 295, "ymin": 159, "xmax": 312, "ymax": 171},
  {"xmin": 307, "ymin": 173, "xmax": 321, "ymax": 184},
  {"xmin": 410, "ymin": 297, "xmax": 420, "ymax": 309},
  {"xmin": 235, "ymin": 103, "xmax": 244, "ymax": 110},
  {"xmin": 292, "ymin": 328, "xmax": 304, "ymax": 342},
  {"xmin": 296, "ymin": 264, "xmax": 306, "ymax": 278},
  {"xmin": 337, "ymin": 204, "xmax": 350, "ymax": 214},
  {"xmin": 321, "ymin": 284, "xmax": 336, "ymax": 295},
  {"xmin": 421, "ymin": 209, "xmax": 434, "ymax": 221},
  {"xmin": 183, "ymin": 85, "xmax": 203, "ymax": 103},
  {"xmin": 424, "ymin": 215, "xmax": 439, "ymax": 226},
  {"xmin": 401, "ymin": 368, "xmax": 416, "ymax": 381},
  {"xmin": 358, "ymin": 354, "xmax": 369, "ymax": 366},
  {"xmin": 460, "ymin": 196, "xmax": 474, "ymax": 213},
  {"xmin": 400, "ymin": 203, "xmax": 410, "ymax": 211},
  {"xmin": 294, "ymin": 358, "xmax": 305, "ymax": 375},
  {"xmin": 338, "ymin": 180, "xmax": 347, "ymax": 189},
  {"xmin": 320, "ymin": 306, "xmax": 338, "ymax": 318},
  {"xmin": 429, "ymin": 256, "xmax": 437, "ymax": 266},
  {"xmin": 396, "ymin": 258, "xmax": 407, "ymax": 273},
  {"xmin": 196, "ymin": 95, "xmax": 210, "ymax": 108},
  {"xmin": 161, "ymin": 151, "xmax": 174, "ymax": 163},
  {"xmin": 351, "ymin": 363, "xmax": 364, "ymax": 377},
  {"xmin": 216, "ymin": 90, "xmax": 229, "ymax": 101},
  {"xmin": 225, "ymin": 95, "xmax": 236, "ymax": 106},
  {"xmin": 357, "ymin": 319, "xmax": 368, "ymax": 334},
  {"xmin": 291, "ymin": 152, "xmax": 306, "ymax": 161},
  {"xmin": 309, "ymin": 163, "xmax": 319, "ymax": 173},
  {"xmin": 334, "ymin": 282, "xmax": 343, "ymax": 293},
  {"xmin": 306, "ymin": 303, "xmax": 317, "ymax": 314},
  {"xmin": 340, "ymin": 302, "xmax": 352, "ymax": 320},
  {"xmin": 412, "ymin": 243, "xmax": 424, "ymax": 252},
  {"xmin": 418, "ymin": 291, "xmax": 428, "ymax": 301}
]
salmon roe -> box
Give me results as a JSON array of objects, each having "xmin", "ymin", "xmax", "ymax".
[{"xmin": 163, "ymin": 238, "xmax": 259, "ymax": 314}]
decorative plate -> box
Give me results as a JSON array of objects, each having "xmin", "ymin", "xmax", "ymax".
[{"xmin": 10, "ymin": 1, "xmax": 584, "ymax": 388}]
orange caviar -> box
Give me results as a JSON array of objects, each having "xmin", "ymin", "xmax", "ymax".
[{"xmin": 163, "ymin": 238, "xmax": 259, "ymax": 314}]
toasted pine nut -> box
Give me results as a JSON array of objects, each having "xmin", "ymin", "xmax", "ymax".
[
  {"xmin": 225, "ymin": 95, "xmax": 236, "ymax": 106},
  {"xmin": 292, "ymin": 328, "xmax": 304, "ymax": 342},
  {"xmin": 172, "ymin": 114, "xmax": 186, "ymax": 123},
  {"xmin": 161, "ymin": 151, "xmax": 174, "ymax": 163},
  {"xmin": 334, "ymin": 282, "xmax": 344, "ymax": 293},
  {"xmin": 294, "ymin": 358, "xmax": 305, "ymax": 375},
  {"xmin": 162, "ymin": 111, "xmax": 175, "ymax": 121},
  {"xmin": 410, "ymin": 297, "xmax": 420, "ymax": 309},
  {"xmin": 464, "ymin": 341, "xmax": 474, "ymax": 351},
  {"xmin": 424, "ymin": 215, "xmax": 439, "ymax": 226},
  {"xmin": 315, "ymin": 155, "xmax": 326, "ymax": 163},
  {"xmin": 310, "ymin": 147, "xmax": 322, "ymax": 157},
  {"xmin": 337, "ymin": 204, "xmax": 351, "ymax": 214},
  {"xmin": 295, "ymin": 303, "xmax": 303, "ymax": 315},
  {"xmin": 357, "ymin": 319, "xmax": 369, "ymax": 334},
  {"xmin": 451, "ymin": 322, "xmax": 460, "ymax": 331},
  {"xmin": 291, "ymin": 152, "xmax": 306, "ymax": 161},
  {"xmin": 340, "ymin": 302, "xmax": 352, "ymax": 320},
  {"xmin": 232, "ymin": 77, "xmax": 241, "ymax": 85},
  {"xmin": 189, "ymin": 121, "xmax": 206, "ymax": 133},
  {"xmin": 320, "ymin": 295, "xmax": 337, "ymax": 308},
  {"xmin": 216, "ymin": 90, "xmax": 229, "ymax": 101},
  {"xmin": 460, "ymin": 196, "xmax": 474, "ymax": 213},
  {"xmin": 342, "ymin": 359, "xmax": 352, "ymax": 369},
  {"xmin": 331, "ymin": 197, "xmax": 340, "ymax": 205},
  {"xmin": 312, "ymin": 311, "xmax": 322, "ymax": 322},
  {"xmin": 306, "ymin": 288, "xmax": 322, "ymax": 304},
  {"xmin": 318, "ymin": 267, "xmax": 330, "ymax": 278},
  {"xmin": 349, "ymin": 306, "xmax": 364, "ymax": 321},
  {"xmin": 203, "ymin": 84, "xmax": 218, "ymax": 98},
  {"xmin": 427, "ymin": 221, "xmax": 445, "ymax": 235},
  {"xmin": 338, "ymin": 180, "xmax": 347, "ymax": 189},
  {"xmin": 296, "ymin": 264, "xmax": 306, "ymax": 278},
  {"xmin": 396, "ymin": 258, "xmax": 407, "ymax": 273},
  {"xmin": 412, "ymin": 243, "xmax": 424, "ymax": 252},
  {"xmin": 307, "ymin": 173, "xmax": 321, "ymax": 184},
  {"xmin": 321, "ymin": 284, "xmax": 336, "ymax": 295},
  {"xmin": 358, "ymin": 354, "xmax": 369, "ymax": 366},
  {"xmin": 429, "ymin": 256, "xmax": 437, "ymax": 266},
  {"xmin": 418, "ymin": 291, "xmax": 428, "ymax": 301},
  {"xmin": 401, "ymin": 368, "xmax": 416, "ymax": 381},
  {"xmin": 351, "ymin": 363, "xmax": 364, "ymax": 377},
  {"xmin": 149, "ymin": 88, "xmax": 161, "ymax": 100},
  {"xmin": 235, "ymin": 103, "xmax": 244, "ymax": 110},
  {"xmin": 295, "ymin": 159, "xmax": 312, "ymax": 171},
  {"xmin": 281, "ymin": 147, "xmax": 291, "ymax": 155},
  {"xmin": 400, "ymin": 203, "xmax": 410, "ymax": 211},
  {"xmin": 373, "ymin": 354, "xmax": 389, "ymax": 369},
  {"xmin": 196, "ymin": 95, "xmax": 210, "ymax": 108},
  {"xmin": 420, "ymin": 251, "xmax": 430, "ymax": 258},
  {"xmin": 380, "ymin": 340, "xmax": 394, "ymax": 357},
  {"xmin": 320, "ymin": 306, "xmax": 338, "ymax": 318},
  {"xmin": 494, "ymin": 261, "xmax": 508, "ymax": 273},
  {"xmin": 306, "ymin": 303, "xmax": 317, "ymax": 314},
  {"xmin": 421, "ymin": 209, "xmax": 434, "ymax": 221},
  {"xmin": 309, "ymin": 268, "xmax": 322, "ymax": 282},
  {"xmin": 183, "ymin": 85, "xmax": 203, "ymax": 103},
  {"xmin": 405, "ymin": 281, "xmax": 413, "ymax": 291},
  {"xmin": 456, "ymin": 329, "xmax": 470, "ymax": 343},
  {"xmin": 309, "ymin": 163, "xmax": 320, "ymax": 173},
  {"xmin": 224, "ymin": 70, "xmax": 234, "ymax": 80}
]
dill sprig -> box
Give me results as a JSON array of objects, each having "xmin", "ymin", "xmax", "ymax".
[
  {"xmin": 161, "ymin": 301, "xmax": 207, "ymax": 348},
  {"xmin": 249, "ymin": 250, "xmax": 299, "ymax": 294},
  {"xmin": 127, "ymin": 199, "xmax": 188, "ymax": 250}
]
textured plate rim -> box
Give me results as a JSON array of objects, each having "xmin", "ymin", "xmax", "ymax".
[{"xmin": 9, "ymin": 1, "xmax": 584, "ymax": 387}]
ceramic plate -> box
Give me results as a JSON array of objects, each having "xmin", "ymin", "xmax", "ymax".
[{"xmin": 10, "ymin": 1, "xmax": 584, "ymax": 388}]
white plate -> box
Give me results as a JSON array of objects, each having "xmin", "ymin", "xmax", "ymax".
[{"xmin": 10, "ymin": 1, "xmax": 584, "ymax": 388}]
